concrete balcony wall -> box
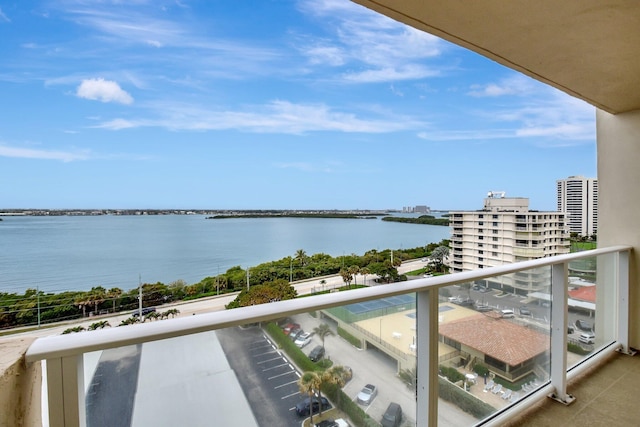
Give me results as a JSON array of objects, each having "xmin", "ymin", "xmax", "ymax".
[
  {"xmin": 0, "ymin": 337, "xmax": 41, "ymax": 427},
  {"xmin": 597, "ymin": 108, "xmax": 640, "ymax": 348}
]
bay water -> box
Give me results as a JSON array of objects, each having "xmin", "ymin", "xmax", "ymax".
[{"xmin": 0, "ymin": 214, "xmax": 450, "ymax": 294}]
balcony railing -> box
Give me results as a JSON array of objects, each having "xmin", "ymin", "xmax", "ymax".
[{"xmin": 25, "ymin": 245, "xmax": 632, "ymax": 427}]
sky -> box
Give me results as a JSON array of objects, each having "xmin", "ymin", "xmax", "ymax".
[{"xmin": 0, "ymin": 0, "xmax": 597, "ymax": 211}]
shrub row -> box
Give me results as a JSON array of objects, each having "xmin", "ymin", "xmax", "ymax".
[
  {"xmin": 438, "ymin": 376, "xmax": 496, "ymax": 419},
  {"xmin": 322, "ymin": 383, "xmax": 380, "ymax": 427},
  {"xmin": 264, "ymin": 322, "xmax": 320, "ymax": 372}
]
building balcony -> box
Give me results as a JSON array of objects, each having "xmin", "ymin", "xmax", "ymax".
[{"xmin": 1, "ymin": 245, "xmax": 635, "ymax": 427}]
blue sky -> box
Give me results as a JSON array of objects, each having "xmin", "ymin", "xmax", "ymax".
[{"xmin": 0, "ymin": 0, "xmax": 596, "ymax": 211}]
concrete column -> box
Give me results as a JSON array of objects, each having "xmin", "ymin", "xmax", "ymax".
[
  {"xmin": 0, "ymin": 337, "xmax": 42, "ymax": 427},
  {"xmin": 596, "ymin": 108, "xmax": 640, "ymax": 348}
]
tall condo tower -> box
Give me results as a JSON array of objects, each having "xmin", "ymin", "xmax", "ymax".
[{"xmin": 556, "ymin": 176, "xmax": 598, "ymax": 237}]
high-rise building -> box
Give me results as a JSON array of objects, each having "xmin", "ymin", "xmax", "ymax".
[
  {"xmin": 556, "ymin": 176, "xmax": 598, "ymax": 237},
  {"xmin": 449, "ymin": 192, "xmax": 570, "ymax": 294}
]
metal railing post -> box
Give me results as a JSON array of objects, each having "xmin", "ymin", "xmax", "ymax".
[
  {"xmin": 416, "ymin": 289, "xmax": 438, "ymax": 426},
  {"xmin": 46, "ymin": 355, "xmax": 85, "ymax": 427},
  {"xmin": 616, "ymin": 250, "xmax": 635, "ymax": 355},
  {"xmin": 548, "ymin": 262, "xmax": 575, "ymax": 405}
]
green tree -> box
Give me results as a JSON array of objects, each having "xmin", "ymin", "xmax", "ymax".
[
  {"xmin": 225, "ymin": 279, "xmax": 298, "ymax": 309},
  {"xmin": 298, "ymin": 371, "xmax": 322, "ymax": 424},
  {"xmin": 295, "ymin": 249, "xmax": 307, "ymax": 266},
  {"xmin": 430, "ymin": 246, "xmax": 450, "ymax": 272}
]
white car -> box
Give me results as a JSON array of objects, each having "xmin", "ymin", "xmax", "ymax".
[
  {"xmin": 295, "ymin": 332, "xmax": 313, "ymax": 348},
  {"xmin": 356, "ymin": 384, "xmax": 377, "ymax": 405}
]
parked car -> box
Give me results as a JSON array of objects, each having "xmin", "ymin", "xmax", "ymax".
[
  {"xmin": 132, "ymin": 307, "xmax": 155, "ymax": 317},
  {"xmin": 295, "ymin": 396, "xmax": 330, "ymax": 416},
  {"xmin": 315, "ymin": 419, "xmax": 349, "ymax": 427},
  {"xmin": 381, "ymin": 402, "xmax": 403, "ymax": 427},
  {"xmin": 579, "ymin": 332, "xmax": 596, "ymax": 344},
  {"xmin": 282, "ymin": 322, "xmax": 300, "ymax": 335},
  {"xmin": 500, "ymin": 309, "xmax": 515, "ymax": 318},
  {"xmin": 295, "ymin": 332, "xmax": 313, "ymax": 348},
  {"xmin": 454, "ymin": 298, "xmax": 474, "ymax": 307},
  {"xmin": 519, "ymin": 306, "xmax": 532, "ymax": 316},
  {"xmin": 289, "ymin": 328, "xmax": 304, "ymax": 340},
  {"xmin": 309, "ymin": 345, "xmax": 325, "ymax": 362},
  {"xmin": 576, "ymin": 319, "xmax": 593, "ymax": 332},
  {"xmin": 356, "ymin": 384, "xmax": 377, "ymax": 405}
]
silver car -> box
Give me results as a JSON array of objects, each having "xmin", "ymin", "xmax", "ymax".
[{"xmin": 356, "ymin": 384, "xmax": 377, "ymax": 405}]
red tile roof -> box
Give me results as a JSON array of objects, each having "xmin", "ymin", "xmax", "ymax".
[
  {"xmin": 568, "ymin": 285, "xmax": 596, "ymax": 302},
  {"xmin": 439, "ymin": 314, "xmax": 549, "ymax": 366}
]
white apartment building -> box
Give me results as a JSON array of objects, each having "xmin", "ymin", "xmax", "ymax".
[
  {"xmin": 449, "ymin": 192, "xmax": 570, "ymax": 294},
  {"xmin": 556, "ymin": 176, "xmax": 598, "ymax": 237}
]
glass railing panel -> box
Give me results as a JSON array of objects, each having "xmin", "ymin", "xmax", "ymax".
[
  {"xmin": 79, "ymin": 301, "xmax": 421, "ymax": 427},
  {"xmin": 567, "ymin": 252, "xmax": 617, "ymax": 369},
  {"xmin": 437, "ymin": 269, "xmax": 552, "ymax": 425}
]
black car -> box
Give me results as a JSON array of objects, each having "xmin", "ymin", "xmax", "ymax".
[
  {"xmin": 381, "ymin": 402, "xmax": 402, "ymax": 427},
  {"xmin": 309, "ymin": 345, "xmax": 325, "ymax": 362},
  {"xmin": 132, "ymin": 307, "xmax": 156, "ymax": 317},
  {"xmin": 315, "ymin": 420, "xmax": 338, "ymax": 427},
  {"xmin": 295, "ymin": 396, "xmax": 330, "ymax": 416},
  {"xmin": 576, "ymin": 319, "xmax": 593, "ymax": 331}
]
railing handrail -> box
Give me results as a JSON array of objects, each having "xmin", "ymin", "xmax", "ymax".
[{"xmin": 25, "ymin": 245, "xmax": 631, "ymax": 363}]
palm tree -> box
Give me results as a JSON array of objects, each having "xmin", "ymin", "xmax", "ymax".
[
  {"xmin": 88, "ymin": 286, "xmax": 107, "ymax": 315},
  {"xmin": 295, "ymin": 249, "xmax": 307, "ymax": 266},
  {"xmin": 348, "ymin": 265, "xmax": 360, "ymax": 285},
  {"xmin": 339, "ymin": 268, "xmax": 353, "ymax": 288},
  {"xmin": 107, "ymin": 287, "xmax": 122, "ymax": 313},
  {"xmin": 298, "ymin": 371, "xmax": 321, "ymax": 425},
  {"xmin": 430, "ymin": 245, "xmax": 450, "ymax": 272},
  {"xmin": 74, "ymin": 293, "xmax": 92, "ymax": 318},
  {"xmin": 88, "ymin": 320, "xmax": 111, "ymax": 330},
  {"xmin": 360, "ymin": 266, "xmax": 370, "ymax": 286},
  {"xmin": 322, "ymin": 365, "xmax": 350, "ymax": 406},
  {"xmin": 313, "ymin": 323, "xmax": 334, "ymax": 354}
]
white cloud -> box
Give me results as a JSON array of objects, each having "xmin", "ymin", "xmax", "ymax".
[
  {"xmin": 0, "ymin": 8, "xmax": 10, "ymax": 23},
  {"xmin": 76, "ymin": 78, "xmax": 134, "ymax": 104},
  {"xmin": 468, "ymin": 75, "xmax": 536, "ymax": 97},
  {"xmin": 91, "ymin": 100, "xmax": 426, "ymax": 134},
  {"xmin": 0, "ymin": 144, "xmax": 89, "ymax": 162}
]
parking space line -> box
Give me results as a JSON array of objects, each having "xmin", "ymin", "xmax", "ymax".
[
  {"xmin": 281, "ymin": 391, "xmax": 301, "ymax": 400},
  {"xmin": 268, "ymin": 371, "xmax": 296, "ymax": 380},
  {"xmin": 262, "ymin": 363, "xmax": 290, "ymax": 371},
  {"xmin": 274, "ymin": 380, "xmax": 299, "ymax": 389},
  {"xmin": 252, "ymin": 349, "xmax": 278, "ymax": 357},
  {"xmin": 257, "ymin": 356, "xmax": 284, "ymax": 364}
]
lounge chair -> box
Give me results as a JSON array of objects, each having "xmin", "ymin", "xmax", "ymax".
[
  {"xmin": 492, "ymin": 384, "xmax": 503, "ymax": 394},
  {"xmin": 502, "ymin": 389, "xmax": 512, "ymax": 400},
  {"xmin": 484, "ymin": 380, "xmax": 494, "ymax": 392},
  {"xmin": 509, "ymin": 392, "xmax": 520, "ymax": 403}
]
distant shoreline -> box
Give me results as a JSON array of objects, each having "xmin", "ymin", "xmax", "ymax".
[{"xmin": 207, "ymin": 213, "xmax": 386, "ymax": 219}]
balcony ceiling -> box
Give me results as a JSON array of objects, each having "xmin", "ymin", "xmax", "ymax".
[{"xmin": 352, "ymin": 0, "xmax": 640, "ymax": 114}]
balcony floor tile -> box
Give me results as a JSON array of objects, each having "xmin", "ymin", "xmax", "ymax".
[{"xmin": 504, "ymin": 351, "xmax": 640, "ymax": 426}]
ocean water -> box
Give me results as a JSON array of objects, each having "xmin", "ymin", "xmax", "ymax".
[{"xmin": 0, "ymin": 214, "xmax": 450, "ymax": 294}]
